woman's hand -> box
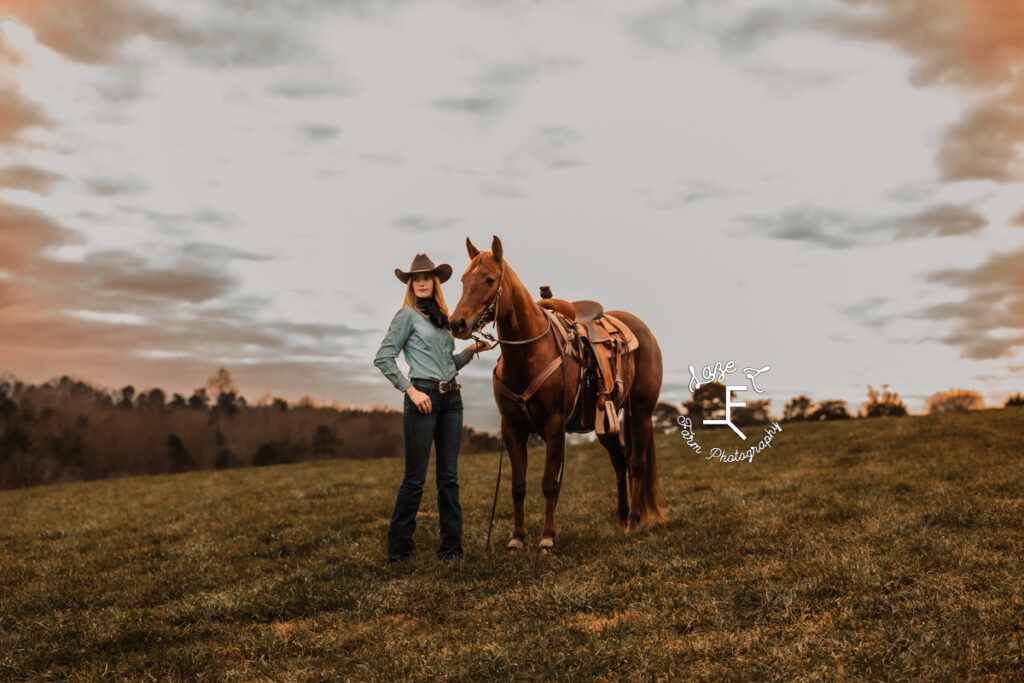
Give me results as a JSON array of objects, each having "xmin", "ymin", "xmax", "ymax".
[
  {"xmin": 468, "ymin": 340, "xmax": 494, "ymax": 355},
  {"xmin": 406, "ymin": 386, "xmax": 432, "ymax": 414}
]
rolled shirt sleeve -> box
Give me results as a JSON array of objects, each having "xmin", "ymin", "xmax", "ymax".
[
  {"xmin": 373, "ymin": 308, "xmax": 414, "ymax": 393},
  {"xmin": 453, "ymin": 346, "xmax": 473, "ymax": 371}
]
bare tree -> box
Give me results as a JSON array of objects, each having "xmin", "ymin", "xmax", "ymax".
[{"xmin": 205, "ymin": 367, "xmax": 238, "ymax": 401}]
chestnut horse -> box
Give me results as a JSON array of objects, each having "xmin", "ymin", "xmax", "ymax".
[{"xmin": 449, "ymin": 235, "xmax": 668, "ymax": 553}]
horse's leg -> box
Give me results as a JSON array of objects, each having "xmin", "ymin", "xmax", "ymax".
[
  {"xmin": 502, "ymin": 416, "xmax": 530, "ymax": 551},
  {"xmin": 539, "ymin": 416, "xmax": 566, "ymax": 554},
  {"xmin": 597, "ymin": 430, "xmax": 629, "ymax": 527},
  {"xmin": 624, "ymin": 405, "xmax": 653, "ymax": 535}
]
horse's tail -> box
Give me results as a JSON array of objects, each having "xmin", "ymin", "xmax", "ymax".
[{"xmin": 636, "ymin": 416, "xmax": 669, "ymax": 524}]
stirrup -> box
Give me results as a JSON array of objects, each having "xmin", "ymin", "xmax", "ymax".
[{"xmin": 594, "ymin": 399, "xmax": 619, "ymax": 434}]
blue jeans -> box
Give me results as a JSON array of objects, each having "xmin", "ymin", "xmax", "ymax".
[{"xmin": 387, "ymin": 381, "xmax": 464, "ymax": 561}]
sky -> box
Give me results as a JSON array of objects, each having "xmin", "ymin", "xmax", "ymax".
[{"xmin": 1, "ymin": 0, "xmax": 1022, "ymax": 432}]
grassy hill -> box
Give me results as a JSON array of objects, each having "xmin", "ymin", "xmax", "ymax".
[{"xmin": 2, "ymin": 408, "xmax": 1022, "ymax": 680}]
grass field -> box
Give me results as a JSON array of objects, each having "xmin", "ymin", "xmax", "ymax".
[{"xmin": 2, "ymin": 408, "xmax": 1022, "ymax": 680}]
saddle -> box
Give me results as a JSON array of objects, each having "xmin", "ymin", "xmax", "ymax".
[{"xmin": 537, "ymin": 288, "xmax": 639, "ymax": 436}]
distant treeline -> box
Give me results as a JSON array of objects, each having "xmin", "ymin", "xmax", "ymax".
[
  {"xmin": 650, "ymin": 383, "xmax": 1024, "ymax": 431},
  {"xmin": 0, "ymin": 369, "xmax": 502, "ymax": 491}
]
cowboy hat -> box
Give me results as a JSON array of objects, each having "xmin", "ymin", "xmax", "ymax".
[{"xmin": 395, "ymin": 253, "xmax": 452, "ymax": 284}]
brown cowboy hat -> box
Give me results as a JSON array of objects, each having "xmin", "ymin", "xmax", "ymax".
[{"xmin": 395, "ymin": 253, "xmax": 453, "ymax": 284}]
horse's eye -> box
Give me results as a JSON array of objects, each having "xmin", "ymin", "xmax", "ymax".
[{"xmin": 485, "ymin": 277, "xmax": 495, "ymax": 285}]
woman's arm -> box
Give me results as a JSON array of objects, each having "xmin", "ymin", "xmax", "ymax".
[
  {"xmin": 373, "ymin": 308, "xmax": 415, "ymax": 393},
  {"xmin": 453, "ymin": 340, "xmax": 491, "ymax": 370},
  {"xmin": 453, "ymin": 346, "xmax": 474, "ymax": 371}
]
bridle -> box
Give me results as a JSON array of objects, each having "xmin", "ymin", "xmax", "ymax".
[{"xmin": 469, "ymin": 259, "xmax": 554, "ymax": 348}]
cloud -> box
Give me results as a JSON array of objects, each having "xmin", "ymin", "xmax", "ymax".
[
  {"xmin": 835, "ymin": 296, "xmax": 897, "ymax": 331},
  {"xmin": 623, "ymin": 2, "xmax": 849, "ymax": 97},
  {"xmin": 820, "ymin": 0, "xmax": 1024, "ymax": 182},
  {"xmin": 644, "ymin": 177, "xmax": 739, "ymax": 209},
  {"xmin": 822, "ymin": 0, "xmax": 1024, "ymax": 90},
  {"xmin": 105, "ymin": 205, "xmax": 238, "ymax": 237},
  {"xmin": 499, "ymin": 125, "xmax": 587, "ymax": 181},
  {"xmin": 892, "ymin": 204, "xmax": 987, "ymax": 239},
  {"xmin": 885, "ymin": 180, "xmax": 937, "ymax": 203},
  {"xmin": 0, "ymin": 302, "xmax": 368, "ymax": 361},
  {"xmin": 736, "ymin": 206, "xmax": 857, "ymax": 249},
  {"xmin": 391, "ymin": 215, "xmax": 458, "ymax": 232},
  {"xmin": 0, "ymin": 71, "xmax": 55, "ymax": 144},
  {"xmin": 468, "ymin": 51, "xmax": 581, "ymax": 89},
  {"xmin": 477, "ymin": 183, "xmax": 525, "ymax": 200},
  {"xmin": 0, "ymin": 165, "xmax": 64, "ymax": 194},
  {"xmin": 433, "ymin": 51, "xmax": 581, "ymax": 123},
  {"xmin": 91, "ymin": 69, "xmax": 148, "ymax": 103},
  {"xmin": 717, "ymin": 5, "xmax": 805, "ymax": 53},
  {"xmin": 838, "ymin": 296, "xmax": 890, "ymax": 318},
  {"xmin": 736, "ymin": 63, "xmax": 848, "ymax": 96},
  {"xmin": 84, "ymin": 176, "xmax": 148, "ymax": 197},
  {"xmin": 177, "ymin": 241, "xmax": 275, "ymax": 264},
  {"xmin": 623, "ymin": 1, "xmax": 715, "ymax": 55},
  {"xmin": 1011, "ymin": 207, "xmax": 1024, "ymax": 227},
  {"xmin": 52, "ymin": 250, "xmax": 239, "ymax": 304},
  {"xmin": 2, "ymin": 0, "xmax": 307, "ymax": 68},
  {"xmin": 432, "ymin": 95, "xmax": 508, "ymax": 116},
  {"xmin": 38, "ymin": 239, "xmax": 275, "ymax": 307},
  {"xmin": 268, "ymin": 79, "xmax": 356, "ymax": 99},
  {"xmin": 357, "ymin": 152, "xmax": 404, "ymax": 166},
  {"xmin": 0, "ymin": 200, "xmax": 86, "ymax": 272},
  {"xmin": 624, "ymin": 2, "xmax": 824, "ymax": 57},
  {"xmin": 739, "ymin": 202, "xmax": 989, "ymax": 248},
  {"xmin": 0, "ymin": 201, "xmax": 274, "ymax": 322},
  {"xmin": 914, "ymin": 244, "xmax": 1024, "ymax": 359},
  {"xmin": 296, "ymin": 123, "xmax": 341, "ymax": 141},
  {"xmin": 935, "ymin": 90, "xmax": 1024, "ymax": 182}
]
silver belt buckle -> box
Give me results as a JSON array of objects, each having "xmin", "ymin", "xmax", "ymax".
[{"xmin": 439, "ymin": 380, "xmax": 459, "ymax": 393}]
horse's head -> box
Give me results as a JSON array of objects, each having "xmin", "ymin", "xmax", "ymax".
[{"xmin": 449, "ymin": 235, "xmax": 505, "ymax": 340}]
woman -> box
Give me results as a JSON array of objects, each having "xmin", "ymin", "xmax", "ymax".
[{"xmin": 373, "ymin": 253, "xmax": 490, "ymax": 563}]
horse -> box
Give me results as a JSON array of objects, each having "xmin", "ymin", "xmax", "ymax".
[{"xmin": 449, "ymin": 235, "xmax": 668, "ymax": 553}]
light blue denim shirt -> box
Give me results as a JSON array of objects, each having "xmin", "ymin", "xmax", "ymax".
[{"xmin": 373, "ymin": 306, "xmax": 473, "ymax": 393}]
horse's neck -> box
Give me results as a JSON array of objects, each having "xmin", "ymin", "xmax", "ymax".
[{"xmin": 496, "ymin": 270, "xmax": 548, "ymax": 362}]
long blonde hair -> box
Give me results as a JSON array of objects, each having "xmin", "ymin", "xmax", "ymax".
[{"xmin": 401, "ymin": 273, "xmax": 450, "ymax": 316}]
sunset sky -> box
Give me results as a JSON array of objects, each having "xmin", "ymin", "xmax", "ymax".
[{"xmin": 1, "ymin": 0, "xmax": 1022, "ymax": 432}]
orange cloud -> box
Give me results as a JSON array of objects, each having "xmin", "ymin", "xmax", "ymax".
[
  {"xmin": 2, "ymin": 0, "xmax": 193, "ymax": 65},
  {"xmin": 825, "ymin": 0, "xmax": 1024, "ymax": 182},
  {"xmin": 1011, "ymin": 207, "xmax": 1024, "ymax": 227},
  {"xmin": 0, "ymin": 33, "xmax": 54, "ymax": 143},
  {"xmin": 919, "ymin": 244, "xmax": 1024, "ymax": 359},
  {"xmin": 0, "ymin": 200, "xmax": 84, "ymax": 274},
  {"xmin": 2, "ymin": 0, "xmax": 302, "ymax": 69},
  {"xmin": 0, "ymin": 165, "xmax": 63, "ymax": 194}
]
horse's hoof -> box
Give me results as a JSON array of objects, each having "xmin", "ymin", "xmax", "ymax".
[
  {"xmin": 624, "ymin": 518, "xmax": 640, "ymax": 536},
  {"xmin": 507, "ymin": 538, "xmax": 524, "ymax": 551},
  {"xmin": 539, "ymin": 537, "xmax": 556, "ymax": 555}
]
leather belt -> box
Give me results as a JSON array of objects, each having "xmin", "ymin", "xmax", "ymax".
[{"xmin": 410, "ymin": 377, "xmax": 461, "ymax": 393}]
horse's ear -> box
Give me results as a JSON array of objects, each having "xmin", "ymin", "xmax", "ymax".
[
  {"xmin": 491, "ymin": 235, "xmax": 503, "ymax": 264},
  {"xmin": 466, "ymin": 237, "xmax": 479, "ymax": 259}
]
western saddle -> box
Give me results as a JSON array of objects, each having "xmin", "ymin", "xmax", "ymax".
[{"xmin": 536, "ymin": 286, "xmax": 639, "ymax": 436}]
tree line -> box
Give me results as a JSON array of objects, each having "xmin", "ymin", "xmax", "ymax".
[
  {"xmin": 649, "ymin": 383, "xmax": 1023, "ymax": 432},
  {"xmin": 0, "ymin": 368, "xmax": 502, "ymax": 491}
]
